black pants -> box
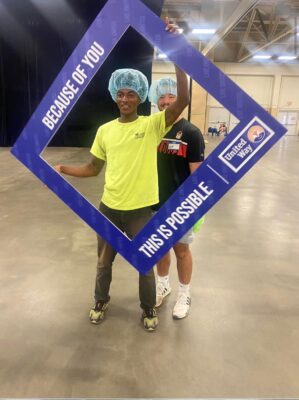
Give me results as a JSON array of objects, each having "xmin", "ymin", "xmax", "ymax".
[{"xmin": 94, "ymin": 202, "xmax": 156, "ymax": 310}]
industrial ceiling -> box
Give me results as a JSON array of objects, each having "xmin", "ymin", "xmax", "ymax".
[{"xmin": 161, "ymin": 0, "xmax": 299, "ymax": 63}]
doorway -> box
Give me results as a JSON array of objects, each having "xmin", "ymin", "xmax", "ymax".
[{"xmin": 277, "ymin": 111, "xmax": 299, "ymax": 136}]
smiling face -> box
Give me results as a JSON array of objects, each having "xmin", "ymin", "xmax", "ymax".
[
  {"xmin": 116, "ymin": 89, "xmax": 141, "ymax": 117},
  {"xmin": 157, "ymin": 93, "xmax": 177, "ymax": 111}
]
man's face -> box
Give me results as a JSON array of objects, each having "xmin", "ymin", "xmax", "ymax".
[
  {"xmin": 116, "ymin": 89, "xmax": 140, "ymax": 115},
  {"xmin": 157, "ymin": 93, "xmax": 176, "ymax": 111}
]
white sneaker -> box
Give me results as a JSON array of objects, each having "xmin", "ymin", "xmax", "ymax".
[
  {"xmin": 156, "ymin": 280, "xmax": 171, "ymax": 307},
  {"xmin": 172, "ymin": 292, "xmax": 191, "ymax": 319}
]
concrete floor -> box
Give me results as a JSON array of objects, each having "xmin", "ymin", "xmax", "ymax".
[{"xmin": 0, "ymin": 135, "xmax": 299, "ymax": 398}]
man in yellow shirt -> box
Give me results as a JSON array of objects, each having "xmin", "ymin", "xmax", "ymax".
[{"xmin": 55, "ymin": 22, "xmax": 189, "ymax": 331}]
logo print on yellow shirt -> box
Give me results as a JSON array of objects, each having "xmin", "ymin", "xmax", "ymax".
[{"xmin": 135, "ymin": 132, "xmax": 145, "ymax": 139}]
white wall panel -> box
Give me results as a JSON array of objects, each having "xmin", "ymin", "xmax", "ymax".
[
  {"xmin": 279, "ymin": 76, "xmax": 299, "ymax": 109},
  {"xmin": 207, "ymin": 74, "xmax": 273, "ymax": 110}
]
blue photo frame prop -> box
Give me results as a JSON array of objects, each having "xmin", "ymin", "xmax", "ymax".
[{"xmin": 11, "ymin": 0, "xmax": 287, "ymax": 274}]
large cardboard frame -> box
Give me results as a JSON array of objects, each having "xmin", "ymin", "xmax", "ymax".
[{"xmin": 11, "ymin": 0, "xmax": 287, "ymax": 274}]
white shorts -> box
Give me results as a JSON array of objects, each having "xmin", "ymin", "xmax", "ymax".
[{"xmin": 178, "ymin": 228, "xmax": 194, "ymax": 245}]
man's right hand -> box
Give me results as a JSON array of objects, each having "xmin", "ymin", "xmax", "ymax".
[
  {"xmin": 54, "ymin": 165, "xmax": 63, "ymax": 173},
  {"xmin": 52, "ymin": 157, "xmax": 105, "ymax": 177}
]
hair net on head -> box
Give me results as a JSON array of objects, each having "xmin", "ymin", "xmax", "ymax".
[
  {"xmin": 148, "ymin": 77, "xmax": 177, "ymax": 104},
  {"xmin": 108, "ymin": 68, "xmax": 149, "ymax": 103}
]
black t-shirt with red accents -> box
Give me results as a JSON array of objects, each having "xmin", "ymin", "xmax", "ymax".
[{"xmin": 153, "ymin": 118, "xmax": 205, "ymax": 210}]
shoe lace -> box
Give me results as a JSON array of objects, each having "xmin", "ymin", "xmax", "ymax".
[
  {"xmin": 94, "ymin": 300, "xmax": 106, "ymax": 311},
  {"xmin": 157, "ymin": 281, "xmax": 169, "ymax": 296},
  {"xmin": 144, "ymin": 308, "xmax": 157, "ymax": 318},
  {"xmin": 176, "ymin": 292, "xmax": 190, "ymax": 306},
  {"xmin": 94, "ymin": 296, "xmax": 110, "ymax": 311}
]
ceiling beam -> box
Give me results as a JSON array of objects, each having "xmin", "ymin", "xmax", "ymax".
[
  {"xmin": 238, "ymin": 26, "xmax": 295, "ymax": 62},
  {"xmin": 268, "ymin": 0, "xmax": 278, "ymax": 39},
  {"xmin": 256, "ymin": 8, "xmax": 268, "ymax": 40},
  {"xmin": 237, "ymin": 9, "xmax": 271, "ymax": 40},
  {"xmin": 237, "ymin": 9, "xmax": 256, "ymax": 60},
  {"xmin": 201, "ymin": 0, "xmax": 261, "ymax": 56},
  {"xmin": 268, "ymin": 16, "xmax": 280, "ymax": 40}
]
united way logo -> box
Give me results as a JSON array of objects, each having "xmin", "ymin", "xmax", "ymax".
[
  {"xmin": 247, "ymin": 125, "xmax": 266, "ymax": 144},
  {"xmin": 218, "ymin": 117, "xmax": 275, "ymax": 173}
]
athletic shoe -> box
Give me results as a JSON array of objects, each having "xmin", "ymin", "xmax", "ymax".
[
  {"xmin": 156, "ymin": 280, "xmax": 171, "ymax": 307},
  {"xmin": 142, "ymin": 308, "xmax": 158, "ymax": 331},
  {"xmin": 172, "ymin": 292, "xmax": 191, "ymax": 319},
  {"xmin": 89, "ymin": 298, "xmax": 110, "ymax": 324}
]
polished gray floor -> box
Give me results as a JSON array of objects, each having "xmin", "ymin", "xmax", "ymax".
[{"xmin": 0, "ymin": 135, "xmax": 299, "ymax": 398}]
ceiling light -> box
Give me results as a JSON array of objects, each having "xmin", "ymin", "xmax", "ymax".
[
  {"xmin": 157, "ymin": 53, "xmax": 167, "ymax": 59},
  {"xmin": 192, "ymin": 28, "xmax": 216, "ymax": 34},
  {"xmin": 253, "ymin": 55, "xmax": 271, "ymax": 60},
  {"xmin": 278, "ymin": 55, "xmax": 297, "ymax": 60}
]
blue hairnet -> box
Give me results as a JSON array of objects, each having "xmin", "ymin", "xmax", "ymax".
[
  {"xmin": 148, "ymin": 77, "xmax": 177, "ymax": 104},
  {"xmin": 108, "ymin": 68, "xmax": 149, "ymax": 103}
]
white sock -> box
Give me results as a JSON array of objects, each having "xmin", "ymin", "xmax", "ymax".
[
  {"xmin": 178, "ymin": 282, "xmax": 190, "ymax": 296},
  {"xmin": 158, "ymin": 275, "xmax": 169, "ymax": 285}
]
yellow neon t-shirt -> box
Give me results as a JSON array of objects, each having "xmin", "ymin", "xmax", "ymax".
[{"xmin": 90, "ymin": 111, "xmax": 167, "ymax": 210}]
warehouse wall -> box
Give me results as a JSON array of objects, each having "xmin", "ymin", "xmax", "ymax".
[{"xmin": 152, "ymin": 61, "xmax": 299, "ymax": 135}]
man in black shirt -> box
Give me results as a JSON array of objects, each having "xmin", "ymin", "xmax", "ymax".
[{"xmin": 149, "ymin": 77, "xmax": 205, "ymax": 319}]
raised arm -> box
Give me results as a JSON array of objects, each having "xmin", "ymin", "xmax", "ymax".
[
  {"xmin": 165, "ymin": 65, "xmax": 189, "ymax": 127},
  {"xmin": 163, "ymin": 18, "xmax": 190, "ymax": 127},
  {"xmin": 55, "ymin": 155, "xmax": 105, "ymax": 177}
]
